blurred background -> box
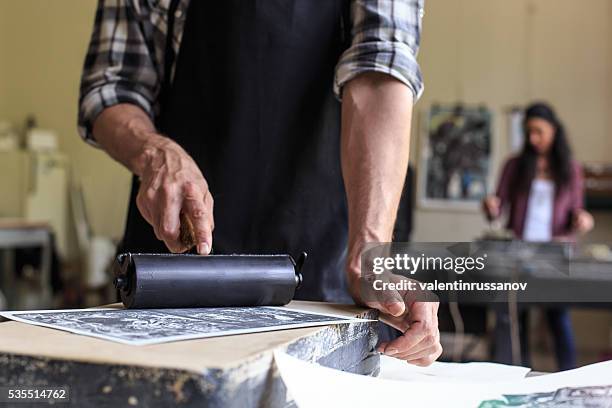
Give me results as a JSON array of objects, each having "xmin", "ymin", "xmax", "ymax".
[{"xmin": 0, "ymin": 0, "xmax": 610, "ymax": 372}]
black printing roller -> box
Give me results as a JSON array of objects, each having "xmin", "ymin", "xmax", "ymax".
[{"xmin": 113, "ymin": 253, "xmax": 305, "ymax": 309}]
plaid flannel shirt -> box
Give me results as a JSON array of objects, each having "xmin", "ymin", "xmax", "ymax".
[{"xmin": 78, "ymin": 0, "xmax": 425, "ymax": 144}]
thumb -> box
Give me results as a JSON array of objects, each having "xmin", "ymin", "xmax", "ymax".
[
  {"xmin": 375, "ymin": 275, "xmax": 407, "ymax": 317},
  {"xmin": 383, "ymin": 301, "xmax": 406, "ymax": 317},
  {"xmin": 377, "ymin": 289, "xmax": 406, "ymax": 316},
  {"xmin": 364, "ymin": 296, "xmax": 405, "ymax": 317}
]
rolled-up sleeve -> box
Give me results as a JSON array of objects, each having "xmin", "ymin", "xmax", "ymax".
[
  {"xmin": 335, "ymin": 0, "xmax": 425, "ymax": 101},
  {"xmin": 78, "ymin": 0, "xmax": 159, "ymax": 147}
]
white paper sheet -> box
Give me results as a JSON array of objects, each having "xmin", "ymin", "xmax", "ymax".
[
  {"xmin": 275, "ymin": 351, "xmax": 495, "ymax": 408},
  {"xmin": 0, "ymin": 307, "xmax": 371, "ymax": 346},
  {"xmin": 379, "ymin": 355, "xmax": 531, "ymax": 382},
  {"xmin": 274, "ymin": 351, "xmax": 612, "ymax": 408}
]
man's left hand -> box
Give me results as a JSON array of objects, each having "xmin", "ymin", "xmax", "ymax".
[
  {"xmin": 347, "ymin": 268, "xmax": 442, "ymax": 366},
  {"xmin": 377, "ymin": 299, "xmax": 442, "ymax": 366}
]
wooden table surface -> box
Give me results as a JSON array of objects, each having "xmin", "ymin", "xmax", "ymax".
[{"xmin": 0, "ymin": 301, "xmax": 379, "ymax": 408}]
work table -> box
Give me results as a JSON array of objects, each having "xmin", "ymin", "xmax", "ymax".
[{"xmin": 0, "ymin": 301, "xmax": 378, "ymax": 407}]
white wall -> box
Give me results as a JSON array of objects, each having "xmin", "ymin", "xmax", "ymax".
[
  {"xmin": 0, "ymin": 0, "xmax": 131, "ymax": 241},
  {"xmin": 0, "ymin": 4, "xmax": 8, "ymax": 115}
]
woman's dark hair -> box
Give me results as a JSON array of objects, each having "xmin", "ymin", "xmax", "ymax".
[{"xmin": 514, "ymin": 102, "xmax": 573, "ymax": 194}]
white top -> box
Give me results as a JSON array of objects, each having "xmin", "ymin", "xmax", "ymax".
[{"xmin": 523, "ymin": 179, "xmax": 555, "ymax": 242}]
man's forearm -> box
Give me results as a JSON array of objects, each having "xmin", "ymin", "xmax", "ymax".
[
  {"xmin": 341, "ymin": 74, "xmax": 441, "ymax": 365},
  {"xmin": 92, "ymin": 103, "xmax": 214, "ymax": 254},
  {"xmin": 92, "ymin": 104, "xmax": 168, "ymax": 177},
  {"xmin": 341, "ymin": 73, "xmax": 414, "ymax": 279}
]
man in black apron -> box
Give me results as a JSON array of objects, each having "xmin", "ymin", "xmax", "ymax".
[{"xmin": 80, "ymin": 0, "xmax": 441, "ymax": 365}]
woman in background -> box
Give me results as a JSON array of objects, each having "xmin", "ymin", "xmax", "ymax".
[{"xmin": 483, "ymin": 102, "xmax": 594, "ymax": 370}]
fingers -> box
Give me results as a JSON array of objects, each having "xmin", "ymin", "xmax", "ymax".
[
  {"xmin": 382, "ymin": 320, "xmax": 428, "ymax": 354},
  {"xmin": 183, "ymin": 182, "xmax": 213, "ymax": 255},
  {"xmin": 404, "ymin": 343, "xmax": 443, "ymax": 367},
  {"xmin": 373, "ymin": 274, "xmax": 434, "ymax": 320},
  {"xmin": 158, "ymin": 183, "xmax": 184, "ymax": 252},
  {"xmin": 137, "ymin": 182, "xmax": 186, "ymax": 253},
  {"xmin": 379, "ymin": 312, "xmax": 411, "ymax": 332},
  {"xmin": 364, "ymin": 299, "xmax": 404, "ymax": 318},
  {"xmin": 398, "ymin": 342, "xmax": 443, "ymax": 363},
  {"xmin": 375, "ymin": 298, "xmax": 405, "ymax": 317},
  {"xmin": 136, "ymin": 186, "xmax": 154, "ymax": 226},
  {"xmin": 134, "ymin": 141, "xmax": 215, "ymax": 254},
  {"xmin": 377, "ymin": 302, "xmax": 442, "ymax": 366},
  {"xmin": 137, "ymin": 181, "xmax": 213, "ymax": 254},
  {"xmin": 394, "ymin": 334, "xmax": 441, "ymax": 360},
  {"xmin": 377, "ymin": 323, "xmax": 438, "ymax": 360},
  {"xmin": 363, "ymin": 281, "xmax": 405, "ymax": 317}
]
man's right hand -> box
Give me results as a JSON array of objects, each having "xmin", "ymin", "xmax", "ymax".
[
  {"xmin": 92, "ymin": 104, "xmax": 214, "ymax": 255},
  {"xmin": 136, "ymin": 136, "xmax": 214, "ymax": 254}
]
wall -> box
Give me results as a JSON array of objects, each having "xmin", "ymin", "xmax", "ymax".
[
  {"xmin": 0, "ymin": 0, "xmax": 132, "ymax": 241},
  {"xmin": 1, "ymin": 0, "xmax": 608, "ymax": 243},
  {"xmin": 0, "ymin": 4, "xmax": 7, "ymax": 115},
  {"xmin": 610, "ymin": 0, "xmax": 612, "ymax": 154},
  {"xmin": 411, "ymin": 0, "xmax": 612, "ymax": 242}
]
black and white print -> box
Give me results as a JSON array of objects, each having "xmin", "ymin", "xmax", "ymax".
[{"xmin": 0, "ymin": 307, "xmax": 367, "ymax": 346}]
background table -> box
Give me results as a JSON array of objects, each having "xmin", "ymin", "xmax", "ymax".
[{"xmin": 0, "ymin": 219, "xmax": 53, "ymax": 310}]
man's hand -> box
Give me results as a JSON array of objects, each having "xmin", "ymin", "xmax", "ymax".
[
  {"xmin": 378, "ymin": 299, "xmax": 441, "ymax": 365},
  {"xmin": 92, "ymin": 104, "xmax": 214, "ymax": 254},
  {"xmin": 347, "ymin": 260, "xmax": 442, "ymax": 366},
  {"xmin": 136, "ymin": 137, "xmax": 214, "ymax": 254}
]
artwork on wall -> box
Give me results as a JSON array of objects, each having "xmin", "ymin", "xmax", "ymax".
[{"xmin": 418, "ymin": 104, "xmax": 493, "ymax": 210}]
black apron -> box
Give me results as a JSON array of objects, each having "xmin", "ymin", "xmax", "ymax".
[{"xmin": 120, "ymin": 0, "xmax": 352, "ymax": 302}]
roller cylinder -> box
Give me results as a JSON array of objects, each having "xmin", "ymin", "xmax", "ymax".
[{"xmin": 113, "ymin": 253, "xmax": 303, "ymax": 309}]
